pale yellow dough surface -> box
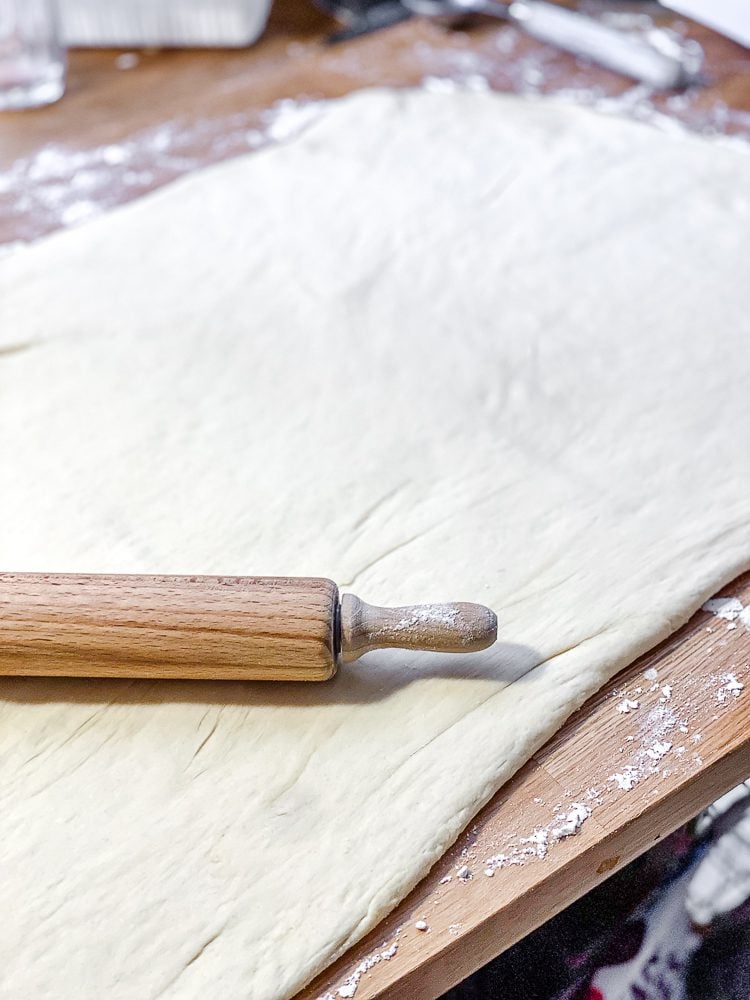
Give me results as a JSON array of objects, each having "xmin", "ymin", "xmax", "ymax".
[{"xmin": 1, "ymin": 88, "xmax": 749, "ymax": 999}]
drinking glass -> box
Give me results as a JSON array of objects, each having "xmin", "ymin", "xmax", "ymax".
[{"xmin": 0, "ymin": 0, "xmax": 66, "ymax": 110}]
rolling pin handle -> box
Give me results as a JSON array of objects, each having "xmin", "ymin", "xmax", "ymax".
[{"xmin": 339, "ymin": 593, "xmax": 497, "ymax": 663}]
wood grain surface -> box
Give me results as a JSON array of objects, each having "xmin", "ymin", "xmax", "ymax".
[
  {"xmin": 0, "ymin": 574, "xmax": 339, "ymax": 680},
  {"xmin": 1, "ymin": 3, "xmax": 749, "ymax": 998}
]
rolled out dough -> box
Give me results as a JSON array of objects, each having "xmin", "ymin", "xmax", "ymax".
[{"xmin": 1, "ymin": 88, "xmax": 749, "ymax": 1000}]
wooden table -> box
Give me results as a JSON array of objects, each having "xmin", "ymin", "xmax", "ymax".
[{"xmin": 2, "ymin": 4, "xmax": 749, "ymax": 998}]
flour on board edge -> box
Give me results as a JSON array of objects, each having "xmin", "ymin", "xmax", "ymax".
[
  {"xmin": 322, "ymin": 939, "xmax": 400, "ymax": 999},
  {"xmin": 703, "ymin": 596, "xmax": 750, "ymax": 631}
]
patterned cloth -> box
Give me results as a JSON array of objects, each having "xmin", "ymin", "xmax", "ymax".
[{"xmin": 443, "ymin": 788, "xmax": 750, "ymax": 1000}]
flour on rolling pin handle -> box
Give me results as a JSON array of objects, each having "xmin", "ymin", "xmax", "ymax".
[
  {"xmin": 339, "ymin": 593, "xmax": 497, "ymax": 663},
  {"xmin": 0, "ymin": 573, "xmax": 497, "ymax": 682}
]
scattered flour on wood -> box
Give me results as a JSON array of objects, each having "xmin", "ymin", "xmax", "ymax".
[
  {"xmin": 704, "ymin": 596, "xmax": 750, "ymax": 633},
  {"xmin": 611, "ymin": 769, "xmax": 639, "ymax": 791},
  {"xmin": 262, "ymin": 99, "xmax": 325, "ymax": 143},
  {"xmin": 114, "ymin": 52, "xmax": 139, "ymax": 70},
  {"xmin": 617, "ymin": 698, "xmax": 640, "ymax": 714},
  {"xmin": 645, "ymin": 740, "xmax": 673, "ymax": 761},
  {"xmin": 520, "ymin": 827, "xmax": 550, "ymax": 859},
  {"xmin": 330, "ymin": 940, "xmax": 400, "ymax": 999},
  {"xmin": 703, "ymin": 597, "xmax": 744, "ymax": 621},
  {"xmin": 0, "ymin": 97, "xmax": 323, "ymax": 247},
  {"xmin": 552, "ymin": 803, "xmax": 591, "ymax": 840},
  {"xmin": 481, "ymin": 803, "xmax": 591, "ymax": 876},
  {"xmin": 716, "ymin": 673, "xmax": 745, "ymax": 703}
]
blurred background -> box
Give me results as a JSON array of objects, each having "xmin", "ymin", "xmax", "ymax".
[{"xmin": 2, "ymin": 0, "xmax": 750, "ymax": 250}]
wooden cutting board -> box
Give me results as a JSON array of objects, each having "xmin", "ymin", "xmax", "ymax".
[{"xmin": 1, "ymin": 4, "xmax": 749, "ymax": 997}]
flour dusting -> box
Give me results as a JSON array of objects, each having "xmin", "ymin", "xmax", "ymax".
[
  {"xmin": 703, "ymin": 596, "xmax": 750, "ymax": 634},
  {"xmin": 716, "ymin": 673, "xmax": 744, "ymax": 702},
  {"xmin": 703, "ymin": 596, "xmax": 745, "ymax": 621},
  {"xmin": 330, "ymin": 939, "xmax": 399, "ymax": 999},
  {"xmin": 397, "ymin": 605, "xmax": 460, "ymax": 629},
  {"xmin": 521, "ymin": 827, "xmax": 550, "ymax": 859},
  {"xmin": 481, "ymin": 801, "xmax": 592, "ymax": 876},
  {"xmin": 611, "ymin": 769, "xmax": 639, "ymax": 791},
  {"xmin": 262, "ymin": 99, "xmax": 326, "ymax": 143},
  {"xmin": 645, "ymin": 740, "xmax": 673, "ymax": 761},
  {"xmin": 552, "ymin": 803, "xmax": 592, "ymax": 840},
  {"xmin": 617, "ymin": 697, "xmax": 640, "ymax": 714},
  {"xmin": 0, "ymin": 98, "xmax": 324, "ymax": 248}
]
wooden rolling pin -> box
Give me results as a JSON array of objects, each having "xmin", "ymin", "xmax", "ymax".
[{"xmin": 0, "ymin": 573, "xmax": 497, "ymax": 681}]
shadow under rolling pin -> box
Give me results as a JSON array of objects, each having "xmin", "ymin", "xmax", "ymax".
[{"xmin": 0, "ymin": 573, "xmax": 498, "ymax": 681}]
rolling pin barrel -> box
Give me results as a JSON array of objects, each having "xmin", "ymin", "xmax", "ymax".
[
  {"xmin": 0, "ymin": 573, "xmax": 497, "ymax": 681},
  {"xmin": 0, "ymin": 573, "xmax": 340, "ymax": 681}
]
